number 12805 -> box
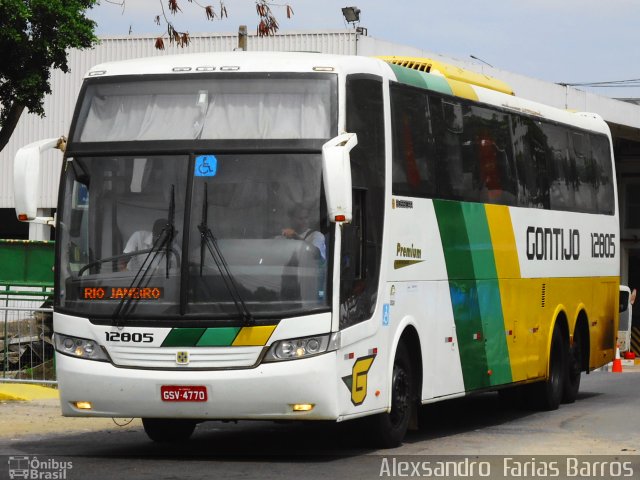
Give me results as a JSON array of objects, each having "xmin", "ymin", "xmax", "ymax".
[{"xmin": 104, "ymin": 332, "xmax": 154, "ymax": 343}]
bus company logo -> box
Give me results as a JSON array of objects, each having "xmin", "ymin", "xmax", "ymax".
[
  {"xmin": 394, "ymin": 242, "xmax": 425, "ymax": 269},
  {"xmin": 342, "ymin": 354, "xmax": 376, "ymax": 406},
  {"xmin": 8, "ymin": 456, "xmax": 72, "ymax": 479},
  {"xmin": 176, "ymin": 351, "xmax": 190, "ymax": 365},
  {"xmin": 392, "ymin": 198, "xmax": 413, "ymax": 209}
]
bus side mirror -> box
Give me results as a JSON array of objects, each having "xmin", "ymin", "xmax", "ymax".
[
  {"xmin": 322, "ymin": 133, "xmax": 357, "ymax": 223},
  {"xmin": 14, "ymin": 137, "xmax": 66, "ymax": 225}
]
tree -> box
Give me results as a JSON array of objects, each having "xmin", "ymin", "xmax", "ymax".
[
  {"xmin": 0, "ymin": 0, "xmax": 98, "ymax": 152},
  {"xmin": 144, "ymin": 0, "xmax": 294, "ymax": 49}
]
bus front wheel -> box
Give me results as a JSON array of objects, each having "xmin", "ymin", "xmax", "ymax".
[
  {"xmin": 367, "ymin": 342, "xmax": 414, "ymax": 448},
  {"xmin": 142, "ymin": 418, "xmax": 197, "ymax": 442}
]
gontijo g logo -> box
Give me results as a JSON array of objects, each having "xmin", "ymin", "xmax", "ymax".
[{"xmin": 342, "ymin": 354, "xmax": 376, "ymax": 406}]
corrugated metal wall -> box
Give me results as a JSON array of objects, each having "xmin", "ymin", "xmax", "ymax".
[{"xmin": 0, "ymin": 30, "xmax": 357, "ymax": 210}]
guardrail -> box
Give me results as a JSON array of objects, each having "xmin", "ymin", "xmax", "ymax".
[
  {"xmin": 0, "ymin": 239, "xmax": 55, "ymax": 385},
  {"xmin": 1, "ymin": 287, "xmax": 55, "ymax": 385}
]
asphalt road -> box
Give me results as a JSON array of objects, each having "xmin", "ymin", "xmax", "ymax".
[{"xmin": 1, "ymin": 370, "xmax": 639, "ymax": 479}]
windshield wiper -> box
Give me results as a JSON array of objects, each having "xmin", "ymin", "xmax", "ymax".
[
  {"xmin": 112, "ymin": 185, "xmax": 176, "ymax": 326},
  {"xmin": 198, "ymin": 183, "xmax": 254, "ymax": 326}
]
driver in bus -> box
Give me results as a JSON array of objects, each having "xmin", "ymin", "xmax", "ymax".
[
  {"xmin": 281, "ymin": 206, "xmax": 326, "ymax": 262},
  {"xmin": 119, "ymin": 218, "xmax": 173, "ymax": 272}
]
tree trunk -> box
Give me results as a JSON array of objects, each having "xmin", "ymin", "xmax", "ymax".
[{"xmin": 0, "ymin": 102, "xmax": 26, "ymax": 153}]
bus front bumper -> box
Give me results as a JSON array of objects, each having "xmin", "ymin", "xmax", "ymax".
[{"xmin": 56, "ymin": 351, "xmax": 340, "ymax": 420}]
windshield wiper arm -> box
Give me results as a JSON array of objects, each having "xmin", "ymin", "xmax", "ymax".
[
  {"xmin": 198, "ymin": 183, "xmax": 254, "ymax": 326},
  {"xmin": 112, "ymin": 186, "xmax": 176, "ymax": 326}
]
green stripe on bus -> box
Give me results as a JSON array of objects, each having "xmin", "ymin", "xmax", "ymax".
[
  {"xmin": 476, "ymin": 280, "xmax": 512, "ymax": 385},
  {"xmin": 196, "ymin": 327, "xmax": 241, "ymax": 346},
  {"xmin": 461, "ymin": 203, "xmax": 497, "ymax": 279},
  {"xmin": 461, "ymin": 203, "xmax": 512, "ymax": 385},
  {"xmin": 388, "ymin": 64, "xmax": 452, "ymax": 96},
  {"xmin": 161, "ymin": 328, "xmax": 206, "ymax": 347},
  {"xmin": 434, "ymin": 200, "xmax": 489, "ymax": 390}
]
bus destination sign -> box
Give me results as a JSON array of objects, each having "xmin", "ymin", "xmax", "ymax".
[{"xmin": 82, "ymin": 287, "xmax": 163, "ymax": 300}]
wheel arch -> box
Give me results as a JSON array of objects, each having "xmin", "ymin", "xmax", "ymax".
[
  {"xmin": 545, "ymin": 306, "xmax": 570, "ymax": 377},
  {"xmin": 387, "ymin": 320, "xmax": 423, "ymax": 409}
]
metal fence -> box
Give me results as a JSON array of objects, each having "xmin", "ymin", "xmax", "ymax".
[{"xmin": 0, "ymin": 287, "xmax": 55, "ymax": 385}]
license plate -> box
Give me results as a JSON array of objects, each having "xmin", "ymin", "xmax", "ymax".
[{"xmin": 161, "ymin": 385, "xmax": 208, "ymax": 402}]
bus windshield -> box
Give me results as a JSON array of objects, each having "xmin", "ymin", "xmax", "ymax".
[
  {"xmin": 72, "ymin": 75, "xmax": 334, "ymax": 142},
  {"xmin": 57, "ymin": 153, "xmax": 330, "ymax": 321}
]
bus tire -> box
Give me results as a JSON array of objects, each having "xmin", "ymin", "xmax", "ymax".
[
  {"xmin": 367, "ymin": 342, "xmax": 414, "ymax": 448},
  {"xmin": 563, "ymin": 327, "xmax": 583, "ymax": 404},
  {"xmin": 142, "ymin": 418, "xmax": 197, "ymax": 442},
  {"xmin": 531, "ymin": 323, "xmax": 567, "ymax": 411}
]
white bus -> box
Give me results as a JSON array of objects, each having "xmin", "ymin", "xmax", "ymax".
[{"xmin": 14, "ymin": 52, "xmax": 619, "ymax": 447}]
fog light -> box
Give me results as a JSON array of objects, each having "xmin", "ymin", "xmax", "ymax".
[
  {"xmin": 74, "ymin": 401, "xmax": 92, "ymax": 410},
  {"xmin": 292, "ymin": 403, "xmax": 314, "ymax": 412}
]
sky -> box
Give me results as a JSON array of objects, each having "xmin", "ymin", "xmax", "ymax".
[{"xmin": 89, "ymin": 0, "xmax": 640, "ymax": 98}]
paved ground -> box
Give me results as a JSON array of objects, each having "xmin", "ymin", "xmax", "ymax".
[{"xmin": 0, "ymin": 362, "xmax": 638, "ymax": 441}]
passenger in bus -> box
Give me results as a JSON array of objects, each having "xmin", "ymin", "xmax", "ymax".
[
  {"xmin": 281, "ymin": 206, "xmax": 326, "ymax": 261},
  {"xmin": 119, "ymin": 218, "xmax": 174, "ymax": 272}
]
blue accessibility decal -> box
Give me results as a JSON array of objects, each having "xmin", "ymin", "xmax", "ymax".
[
  {"xmin": 195, "ymin": 155, "xmax": 218, "ymax": 177},
  {"xmin": 383, "ymin": 303, "xmax": 390, "ymax": 326}
]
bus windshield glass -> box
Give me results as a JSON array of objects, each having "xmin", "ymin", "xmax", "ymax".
[
  {"xmin": 57, "ymin": 154, "xmax": 330, "ymax": 320},
  {"xmin": 72, "ymin": 75, "xmax": 334, "ymax": 142}
]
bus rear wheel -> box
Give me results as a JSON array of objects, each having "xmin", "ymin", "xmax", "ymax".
[
  {"xmin": 367, "ymin": 342, "xmax": 414, "ymax": 448},
  {"xmin": 142, "ymin": 418, "xmax": 197, "ymax": 442},
  {"xmin": 531, "ymin": 323, "xmax": 567, "ymax": 411},
  {"xmin": 562, "ymin": 327, "xmax": 583, "ymax": 404}
]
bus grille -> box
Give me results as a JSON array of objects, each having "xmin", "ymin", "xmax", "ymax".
[{"xmin": 106, "ymin": 345, "xmax": 264, "ymax": 369}]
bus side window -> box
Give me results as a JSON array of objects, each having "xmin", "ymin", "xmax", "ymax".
[
  {"xmin": 390, "ymin": 83, "xmax": 435, "ymax": 198},
  {"xmin": 341, "ymin": 75, "xmax": 385, "ymax": 329},
  {"xmin": 543, "ymin": 124, "xmax": 575, "ymax": 212},
  {"xmin": 431, "ymin": 97, "xmax": 463, "ymax": 200},
  {"xmin": 591, "ymin": 133, "xmax": 615, "ymax": 215},
  {"xmin": 513, "ymin": 117, "xmax": 550, "ymax": 209},
  {"xmin": 571, "ymin": 132, "xmax": 597, "ymax": 213}
]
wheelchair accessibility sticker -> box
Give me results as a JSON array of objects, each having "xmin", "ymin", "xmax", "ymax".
[{"xmin": 195, "ymin": 155, "xmax": 218, "ymax": 177}]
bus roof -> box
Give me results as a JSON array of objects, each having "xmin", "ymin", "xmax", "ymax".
[{"xmin": 84, "ymin": 51, "xmax": 391, "ymax": 79}]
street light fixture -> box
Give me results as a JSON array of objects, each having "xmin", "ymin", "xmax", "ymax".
[{"xmin": 342, "ymin": 6, "xmax": 361, "ymax": 24}]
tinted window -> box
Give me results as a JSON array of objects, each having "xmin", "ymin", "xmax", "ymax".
[
  {"xmin": 460, "ymin": 105, "xmax": 517, "ymax": 205},
  {"xmin": 512, "ymin": 117, "xmax": 550, "ymax": 208},
  {"xmin": 571, "ymin": 132, "xmax": 597, "ymax": 213},
  {"xmin": 390, "ymin": 84, "xmax": 435, "ymax": 197},
  {"xmin": 388, "ymin": 81, "xmax": 615, "ymax": 215},
  {"xmin": 342, "ymin": 75, "xmax": 385, "ymax": 329},
  {"xmin": 591, "ymin": 134, "xmax": 615, "ymax": 215}
]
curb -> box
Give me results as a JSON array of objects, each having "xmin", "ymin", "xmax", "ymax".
[{"xmin": 0, "ymin": 383, "xmax": 59, "ymax": 401}]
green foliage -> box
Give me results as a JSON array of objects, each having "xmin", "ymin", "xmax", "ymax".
[{"xmin": 0, "ymin": 0, "xmax": 98, "ymax": 131}]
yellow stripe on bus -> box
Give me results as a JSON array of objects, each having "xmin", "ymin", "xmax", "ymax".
[
  {"xmin": 484, "ymin": 205, "xmax": 528, "ymax": 382},
  {"xmin": 484, "ymin": 205, "xmax": 520, "ymax": 279},
  {"xmin": 447, "ymin": 79, "xmax": 479, "ymax": 101},
  {"xmin": 232, "ymin": 325, "xmax": 277, "ymax": 346}
]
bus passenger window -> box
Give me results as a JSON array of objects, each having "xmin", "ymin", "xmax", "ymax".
[
  {"xmin": 543, "ymin": 124, "xmax": 575, "ymax": 212},
  {"xmin": 591, "ymin": 134, "xmax": 614, "ymax": 215},
  {"xmin": 390, "ymin": 83, "xmax": 435, "ymax": 198}
]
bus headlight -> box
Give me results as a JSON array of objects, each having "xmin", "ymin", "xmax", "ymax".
[
  {"xmin": 263, "ymin": 332, "xmax": 340, "ymax": 362},
  {"xmin": 54, "ymin": 333, "xmax": 110, "ymax": 362}
]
